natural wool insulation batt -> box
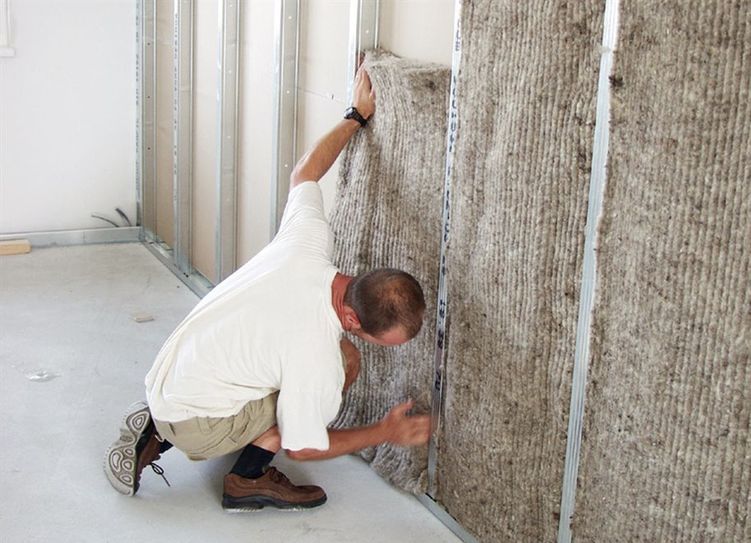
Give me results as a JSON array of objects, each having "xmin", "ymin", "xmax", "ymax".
[
  {"xmin": 575, "ymin": 3, "xmax": 751, "ymax": 541},
  {"xmin": 436, "ymin": 1, "xmax": 603, "ymax": 541},
  {"xmin": 329, "ymin": 51, "xmax": 450, "ymax": 493}
]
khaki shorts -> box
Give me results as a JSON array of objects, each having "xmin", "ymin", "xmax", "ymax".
[{"xmin": 154, "ymin": 392, "xmax": 278, "ymax": 461}]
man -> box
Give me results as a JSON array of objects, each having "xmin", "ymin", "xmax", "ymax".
[{"xmin": 104, "ymin": 67, "xmax": 431, "ymax": 512}]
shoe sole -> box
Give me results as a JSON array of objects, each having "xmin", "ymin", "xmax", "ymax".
[
  {"xmin": 221, "ymin": 494, "xmax": 327, "ymax": 513},
  {"xmin": 103, "ymin": 401, "xmax": 151, "ymax": 496}
]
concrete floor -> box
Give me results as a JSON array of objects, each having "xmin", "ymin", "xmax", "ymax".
[{"xmin": 0, "ymin": 243, "xmax": 460, "ymax": 543}]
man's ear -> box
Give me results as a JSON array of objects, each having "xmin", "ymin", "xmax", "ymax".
[{"xmin": 342, "ymin": 306, "xmax": 361, "ymax": 331}]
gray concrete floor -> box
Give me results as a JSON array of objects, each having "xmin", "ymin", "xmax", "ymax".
[{"xmin": 0, "ymin": 243, "xmax": 460, "ymax": 543}]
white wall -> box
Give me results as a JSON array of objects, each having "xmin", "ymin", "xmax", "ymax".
[
  {"xmin": 297, "ymin": 0, "xmax": 349, "ymax": 217},
  {"xmin": 0, "ymin": 0, "xmax": 453, "ymax": 266},
  {"xmin": 154, "ymin": 0, "xmax": 175, "ymax": 246},
  {"xmin": 0, "ymin": 0, "xmax": 136, "ymax": 234},
  {"xmin": 191, "ymin": 0, "xmax": 219, "ymax": 281},
  {"xmin": 240, "ymin": 0, "xmax": 451, "ymax": 263},
  {"xmin": 379, "ymin": 0, "xmax": 455, "ymax": 65},
  {"xmin": 295, "ymin": 0, "xmax": 455, "ymax": 220},
  {"xmin": 237, "ymin": 0, "xmax": 275, "ymax": 265}
]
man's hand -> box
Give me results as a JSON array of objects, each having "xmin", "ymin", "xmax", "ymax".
[
  {"xmin": 352, "ymin": 66, "xmax": 375, "ymax": 120},
  {"xmin": 289, "ymin": 66, "xmax": 375, "ymax": 188},
  {"xmin": 286, "ymin": 399, "xmax": 432, "ymax": 461},
  {"xmin": 379, "ymin": 400, "xmax": 431, "ymax": 446}
]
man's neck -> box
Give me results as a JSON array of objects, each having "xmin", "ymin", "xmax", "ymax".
[{"xmin": 331, "ymin": 272, "xmax": 354, "ymax": 328}]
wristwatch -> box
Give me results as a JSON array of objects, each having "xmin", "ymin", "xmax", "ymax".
[{"xmin": 344, "ymin": 106, "xmax": 368, "ymax": 127}]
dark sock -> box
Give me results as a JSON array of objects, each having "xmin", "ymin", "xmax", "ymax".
[
  {"xmin": 230, "ymin": 444, "xmax": 276, "ymax": 479},
  {"xmin": 136, "ymin": 421, "xmax": 173, "ymax": 455}
]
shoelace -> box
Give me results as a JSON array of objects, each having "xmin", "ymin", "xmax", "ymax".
[
  {"xmin": 268, "ymin": 468, "xmax": 292, "ymax": 487},
  {"xmin": 149, "ymin": 462, "xmax": 171, "ymax": 487}
]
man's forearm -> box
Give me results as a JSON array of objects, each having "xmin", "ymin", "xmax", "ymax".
[
  {"xmin": 286, "ymin": 423, "xmax": 387, "ymax": 461},
  {"xmin": 290, "ymin": 119, "xmax": 361, "ymax": 186},
  {"xmin": 286, "ymin": 400, "xmax": 430, "ymax": 462}
]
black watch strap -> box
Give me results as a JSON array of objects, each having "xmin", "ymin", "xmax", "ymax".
[{"xmin": 344, "ymin": 106, "xmax": 368, "ymax": 127}]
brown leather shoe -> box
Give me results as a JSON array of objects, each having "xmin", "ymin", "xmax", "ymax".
[
  {"xmin": 222, "ymin": 467, "xmax": 327, "ymax": 512},
  {"xmin": 134, "ymin": 425, "xmax": 169, "ymax": 493}
]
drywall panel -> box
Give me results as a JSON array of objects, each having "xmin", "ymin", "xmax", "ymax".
[
  {"xmin": 192, "ymin": 0, "xmax": 218, "ymax": 281},
  {"xmin": 330, "ymin": 51, "xmax": 449, "ymax": 493},
  {"xmin": 296, "ymin": 0, "xmax": 350, "ymax": 216},
  {"xmin": 575, "ymin": 3, "xmax": 751, "ymax": 541},
  {"xmin": 0, "ymin": 0, "xmax": 136, "ymax": 233},
  {"xmin": 294, "ymin": 0, "xmax": 455, "ymax": 221},
  {"xmin": 299, "ymin": 0, "xmax": 349, "ymax": 104},
  {"xmin": 295, "ymin": 92, "xmax": 346, "ymax": 217},
  {"xmin": 295, "ymin": 0, "xmax": 455, "ymax": 221},
  {"xmin": 237, "ymin": 0, "xmax": 275, "ymax": 265},
  {"xmin": 436, "ymin": 1, "xmax": 602, "ymax": 541},
  {"xmin": 155, "ymin": 0, "xmax": 175, "ymax": 246},
  {"xmin": 379, "ymin": 0, "xmax": 454, "ymax": 66}
]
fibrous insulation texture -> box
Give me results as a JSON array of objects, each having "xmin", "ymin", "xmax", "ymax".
[
  {"xmin": 329, "ymin": 51, "xmax": 450, "ymax": 492},
  {"xmin": 330, "ymin": 5, "xmax": 749, "ymax": 543},
  {"xmin": 436, "ymin": 1, "xmax": 602, "ymax": 541},
  {"xmin": 575, "ymin": 3, "xmax": 751, "ymax": 541}
]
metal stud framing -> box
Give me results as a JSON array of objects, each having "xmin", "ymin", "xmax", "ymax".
[
  {"xmin": 346, "ymin": 0, "xmax": 379, "ymax": 102},
  {"xmin": 343, "ymin": 1, "xmax": 475, "ymax": 540},
  {"xmin": 270, "ymin": 0, "xmax": 300, "ymax": 234},
  {"xmin": 172, "ymin": 0, "xmax": 194, "ymax": 276},
  {"xmin": 137, "ymin": 0, "xmax": 156, "ymax": 235},
  {"xmin": 215, "ymin": 0, "xmax": 241, "ymax": 281},
  {"xmin": 137, "ymin": 0, "xmax": 218, "ymax": 297},
  {"xmin": 132, "ymin": 1, "xmax": 626, "ymax": 539},
  {"xmin": 418, "ymin": 494, "xmax": 480, "ymax": 543},
  {"xmin": 427, "ymin": 0, "xmax": 462, "ymax": 500},
  {"xmin": 557, "ymin": 1, "xmax": 620, "ymax": 541}
]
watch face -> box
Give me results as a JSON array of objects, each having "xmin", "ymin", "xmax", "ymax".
[{"xmin": 344, "ymin": 106, "xmax": 366, "ymax": 126}]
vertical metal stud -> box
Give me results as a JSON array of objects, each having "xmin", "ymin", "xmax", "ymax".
[
  {"xmin": 215, "ymin": 0, "xmax": 241, "ymax": 281},
  {"xmin": 346, "ymin": 0, "xmax": 379, "ymax": 102},
  {"xmin": 173, "ymin": 0, "xmax": 194, "ymax": 275},
  {"xmin": 426, "ymin": 0, "xmax": 463, "ymax": 500},
  {"xmin": 137, "ymin": 0, "xmax": 157, "ymax": 235},
  {"xmin": 557, "ymin": 1, "xmax": 620, "ymax": 541},
  {"xmin": 270, "ymin": 0, "xmax": 300, "ymax": 234},
  {"xmin": 0, "ymin": 0, "xmax": 15, "ymax": 56},
  {"xmin": 139, "ymin": 0, "xmax": 212, "ymax": 298}
]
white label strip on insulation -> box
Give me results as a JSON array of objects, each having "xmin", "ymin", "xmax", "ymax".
[{"xmin": 427, "ymin": 0, "xmax": 463, "ymax": 499}]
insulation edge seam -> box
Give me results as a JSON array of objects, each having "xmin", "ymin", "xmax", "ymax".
[
  {"xmin": 427, "ymin": 0, "xmax": 463, "ymax": 497},
  {"xmin": 557, "ymin": 1, "xmax": 620, "ymax": 541}
]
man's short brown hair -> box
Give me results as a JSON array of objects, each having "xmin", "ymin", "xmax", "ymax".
[{"xmin": 344, "ymin": 268, "xmax": 426, "ymax": 339}]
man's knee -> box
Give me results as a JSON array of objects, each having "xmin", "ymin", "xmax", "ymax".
[
  {"xmin": 340, "ymin": 337, "xmax": 361, "ymax": 391},
  {"xmin": 251, "ymin": 425, "xmax": 281, "ymax": 453},
  {"xmin": 340, "ymin": 337, "xmax": 361, "ymax": 366}
]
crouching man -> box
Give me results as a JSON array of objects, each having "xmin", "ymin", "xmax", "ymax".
[{"xmin": 104, "ymin": 67, "xmax": 430, "ymax": 511}]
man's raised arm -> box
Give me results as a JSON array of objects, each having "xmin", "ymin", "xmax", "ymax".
[{"xmin": 289, "ymin": 67, "xmax": 375, "ymax": 188}]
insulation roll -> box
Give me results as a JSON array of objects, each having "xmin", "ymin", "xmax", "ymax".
[
  {"xmin": 436, "ymin": 1, "xmax": 603, "ymax": 541},
  {"xmin": 329, "ymin": 50, "xmax": 451, "ymax": 493},
  {"xmin": 575, "ymin": 2, "xmax": 751, "ymax": 541}
]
